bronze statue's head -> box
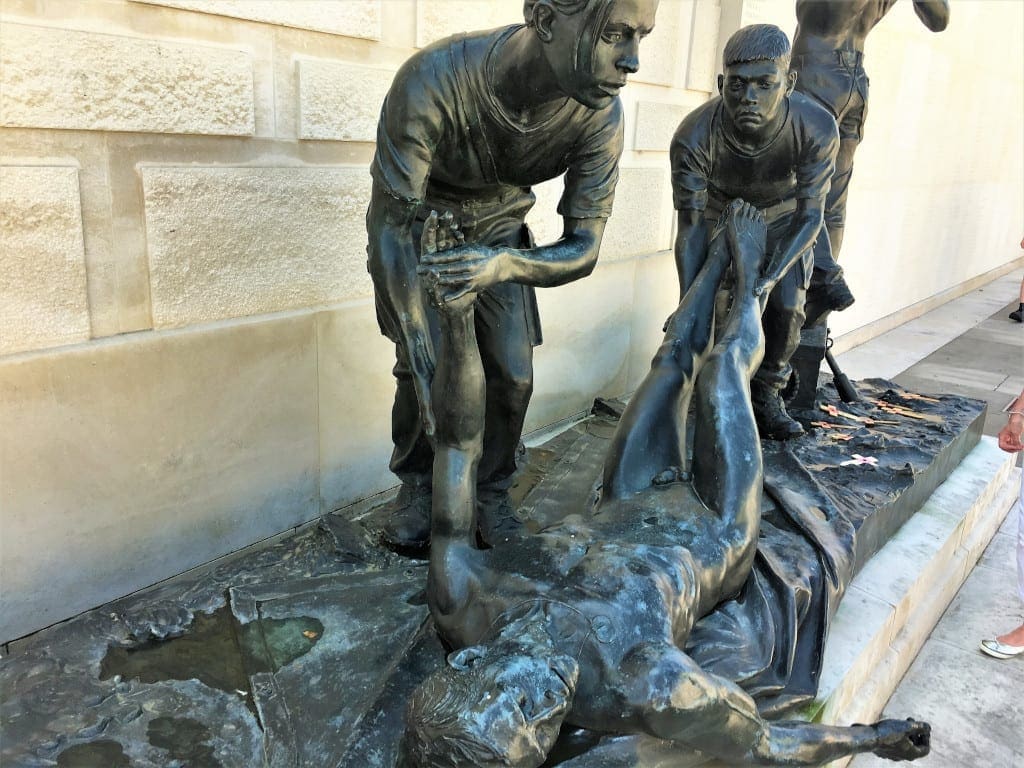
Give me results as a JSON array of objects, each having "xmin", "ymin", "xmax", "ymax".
[
  {"xmin": 524, "ymin": 0, "xmax": 658, "ymax": 110},
  {"xmin": 718, "ymin": 24, "xmax": 797, "ymax": 137},
  {"xmin": 403, "ymin": 638, "xmax": 579, "ymax": 768}
]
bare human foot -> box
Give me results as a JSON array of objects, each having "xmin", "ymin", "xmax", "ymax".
[{"xmin": 722, "ymin": 199, "xmax": 767, "ymax": 289}]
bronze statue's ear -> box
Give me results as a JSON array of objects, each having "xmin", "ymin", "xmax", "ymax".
[
  {"xmin": 448, "ymin": 646, "xmax": 486, "ymax": 671},
  {"xmin": 716, "ymin": 73, "xmax": 724, "ymax": 94},
  {"xmin": 532, "ymin": 1, "xmax": 556, "ymax": 43},
  {"xmin": 786, "ymin": 69, "xmax": 797, "ymax": 95}
]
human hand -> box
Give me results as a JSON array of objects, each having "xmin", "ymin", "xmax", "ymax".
[
  {"xmin": 870, "ymin": 719, "xmax": 930, "ymax": 761},
  {"xmin": 998, "ymin": 417, "xmax": 1024, "ymax": 453},
  {"xmin": 418, "ymin": 231, "xmax": 504, "ymax": 308},
  {"xmin": 418, "ymin": 211, "xmax": 481, "ymax": 314}
]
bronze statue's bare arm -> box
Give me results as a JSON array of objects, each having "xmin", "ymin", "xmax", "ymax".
[
  {"xmin": 621, "ymin": 645, "xmax": 930, "ymax": 766},
  {"xmin": 912, "ymin": 0, "xmax": 950, "ymax": 32},
  {"xmin": 755, "ymin": 199, "xmax": 823, "ymax": 297},
  {"xmin": 418, "ymin": 217, "xmax": 605, "ymax": 305},
  {"xmin": 673, "ymin": 208, "xmax": 709, "ymax": 299}
]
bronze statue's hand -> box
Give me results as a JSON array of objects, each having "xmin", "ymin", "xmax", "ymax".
[
  {"xmin": 419, "ymin": 245, "xmax": 504, "ymax": 306},
  {"xmin": 870, "ymin": 719, "xmax": 931, "ymax": 761},
  {"xmin": 421, "ymin": 210, "xmax": 465, "ymax": 256}
]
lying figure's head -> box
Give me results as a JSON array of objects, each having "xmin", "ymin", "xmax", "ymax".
[
  {"xmin": 402, "ymin": 634, "xmax": 579, "ymax": 768},
  {"xmin": 718, "ymin": 24, "xmax": 796, "ymax": 136}
]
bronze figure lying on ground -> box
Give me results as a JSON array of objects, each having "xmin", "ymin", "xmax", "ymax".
[{"xmin": 401, "ymin": 201, "xmax": 931, "ymax": 767}]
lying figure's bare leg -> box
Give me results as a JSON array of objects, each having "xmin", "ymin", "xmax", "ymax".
[
  {"xmin": 601, "ymin": 202, "xmax": 739, "ymax": 502},
  {"xmin": 691, "ymin": 202, "xmax": 766, "ymax": 568}
]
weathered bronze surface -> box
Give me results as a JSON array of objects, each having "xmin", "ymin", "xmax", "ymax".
[
  {"xmin": 672, "ymin": 24, "xmax": 838, "ymax": 441},
  {"xmin": 366, "ymin": 0, "xmax": 658, "ymax": 549},
  {"xmin": 406, "ymin": 201, "xmax": 942, "ymax": 766},
  {"xmin": 0, "ymin": 371, "xmax": 984, "ymax": 767}
]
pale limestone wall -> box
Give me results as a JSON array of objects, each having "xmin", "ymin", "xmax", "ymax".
[
  {"xmin": 1, "ymin": 0, "xmax": 1020, "ymax": 642},
  {"xmin": 0, "ymin": 0, "xmax": 714, "ymax": 641}
]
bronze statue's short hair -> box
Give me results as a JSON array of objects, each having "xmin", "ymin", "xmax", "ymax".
[
  {"xmin": 722, "ymin": 24, "xmax": 791, "ymax": 69},
  {"xmin": 524, "ymin": 0, "xmax": 594, "ymax": 25},
  {"xmin": 403, "ymin": 668, "xmax": 510, "ymax": 767}
]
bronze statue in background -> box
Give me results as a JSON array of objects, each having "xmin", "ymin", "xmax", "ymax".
[
  {"xmin": 671, "ymin": 24, "xmax": 839, "ymax": 440},
  {"xmin": 366, "ymin": 0, "xmax": 658, "ymax": 550},
  {"xmin": 404, "ymin": 201, "xmax": 931, "ymax": 768},
  {"xmin": 788, "ymin": 0, "xmax": 950, "ymax": 407}
]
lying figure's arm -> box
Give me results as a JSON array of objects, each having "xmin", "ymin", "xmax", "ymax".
[
  {"xmin": 418, "ymin": 217, "xmax": 606, "ymax": 306},
  {"xmin": 620, "ymin": 644, "xmax": 930, "ymax": 766}
]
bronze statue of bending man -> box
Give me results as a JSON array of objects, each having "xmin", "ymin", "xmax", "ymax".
[
  {"xmin": 401, "ymin": 201, "xmax": 931, "ymax": 767},
  {"xmin": 367, "ymin": 0, "xmax": 657, "ymax": 549}
]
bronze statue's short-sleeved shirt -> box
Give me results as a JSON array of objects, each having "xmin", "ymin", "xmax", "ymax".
[
  {"xmin": 670, "ymin": 92, "xmax": 838, "ymax": 219},
  {"xmin": 372, "ymin": 25, "xmax": 624, "ymax": 220}
]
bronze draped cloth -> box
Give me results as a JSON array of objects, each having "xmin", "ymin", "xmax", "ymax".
[{"xmin": 684, "ymin": 443, "xmax": 857, "ymax": 717}]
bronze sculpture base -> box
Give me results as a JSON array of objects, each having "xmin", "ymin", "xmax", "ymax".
[{"xmin": 0, "ymin": 380, "xmax": 984, "ymax": 768}]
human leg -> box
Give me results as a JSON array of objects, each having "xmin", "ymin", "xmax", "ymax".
[
  {"xmin": 472, "ymin": 281, "xmax": 534, "ymax": 543},
  {"xmin": 379, "ymin": 293, "xmax": 442, "ymax": 548},
  {"xmin": 691, "ymin": 203, "xmax": 765, "ymax": 552},
  {"xmin": 980, "ymin": 471, "xmax": 1024, "ymax": 656},
  {"xmin": 600, "ymin": 206, "xmax": 735, "ymax": 501},
  {"xmin": 752, "ymin": 255, "xmax": 807, "ymax": 440}
]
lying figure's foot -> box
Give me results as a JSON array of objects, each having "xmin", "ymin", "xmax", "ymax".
[{"xmin": 723, "ymin": 199, "xmax": 767, "ymax": 282}]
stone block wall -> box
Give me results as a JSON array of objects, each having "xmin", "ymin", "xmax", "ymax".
[
  {"xmin": 2, "ymin": 0, "xmax": 1021, "ymax": 642},
  {"xmin": 0, "ymin": 0, "xmax": 716, "ymax": 641}
]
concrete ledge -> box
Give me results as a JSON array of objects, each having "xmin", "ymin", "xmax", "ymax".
[{"xmin": 813, "ymin": 438, "xmax": 1018, "ymax": 766}]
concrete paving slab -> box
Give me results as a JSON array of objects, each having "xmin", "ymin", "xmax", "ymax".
[
  {"xmin": 851, "ymin": 638, "xmax": 1022, "ymax": 768},
  {"xmin": 979, "ymin": 529, "xmax": 1018, "ymax": 572}
]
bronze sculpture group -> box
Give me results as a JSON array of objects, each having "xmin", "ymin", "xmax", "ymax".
[{"xmin": 366, "ymin": 1, "xmax": 950, "ymax": 765}]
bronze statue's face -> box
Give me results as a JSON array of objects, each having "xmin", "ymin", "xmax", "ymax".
[
  {"xmin": 719, "ymin": 59, "xmax": 795, "ymax": 136},
  {"xmin": 541, "ymin": 0, "xmax": 658, "ymax": 109},
  {"xmin": 452, "ymin": 646, "xmax": 578, "ymax": 767}
]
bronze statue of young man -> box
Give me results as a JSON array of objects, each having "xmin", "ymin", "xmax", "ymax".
[
  {"xmin": 792, "ymin": 0, "xmax": 950, "ymax": 315},
  {"xmin": 786, "ymin": 1, "xmax": 950, "ymax": 409},
  {"xmin": 366, "ymin": 0, "xmax": 658, "ymax": 549},
  {"xmin": 671, "ymin": 25, "xmax": 838, "ymax": 440},
  {"xmin": 401, "ymin": 201, "xmax": 930, "ymax": 768}
]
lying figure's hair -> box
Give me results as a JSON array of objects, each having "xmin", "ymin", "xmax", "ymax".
[
  {"xmin": 402, "ymin": 668, "xmax": 510, "ymax": 767},
  {"xmin": 723, "ymin": 23, "xmax": 791, "ymax": 69}
]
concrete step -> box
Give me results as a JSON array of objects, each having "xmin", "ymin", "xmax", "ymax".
[{"xmin": 814, "ymin": 438, "xmax": 1018, "ymax": 767}]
